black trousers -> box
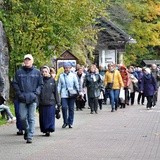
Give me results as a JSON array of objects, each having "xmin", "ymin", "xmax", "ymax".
[
  {"xmin": 130, "ymin": 92, "xmax": 135, "ymax": 105},
  {"xmin": 146, "ymin": 95, "xmax": 153, "ymax": 108},
  {"xmin": 98, "ymin": 99, "xmax": 103, "ymax": 110},
  {"xmin": 137, "ymin": 92, "xmax": 145, "ymax": 104},
  {"xmin": 124, "ymin": 87, "xmax": 129, "ymax": 104},
  {"xmin": 89, "ymin": 97, "xmax": 98, "ymax": 113}
]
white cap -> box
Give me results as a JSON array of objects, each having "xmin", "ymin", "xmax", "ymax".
[
  {"xmin": 24, "ymin": 54, "xmax": 34, "ymax": 62},
  {"xmin": 145, "ymin": 68, "xmax": 151, "ymax": 74}
]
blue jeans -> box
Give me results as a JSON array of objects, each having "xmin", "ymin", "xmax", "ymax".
[
  {"xmin": 61, "ymin": 98, "xmax": 75, "ymax": 125},
  {"xmin": 109, "ymin": 89, "xmax": 120, "ymax": 110},
  {"xmin": 19, "ymin": 102, "xmax": 37, "ymax": 140}
]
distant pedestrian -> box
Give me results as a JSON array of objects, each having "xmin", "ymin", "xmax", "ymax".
[
  {"xmin": 151, "ymin": 64, "xmax": 160, "ymax": 106},
  {"xmin": 50, "ymin": 67, "xmax": 56, "ymax": 80},
  {"xmin": 39, "ymin": 66, "xmax": 61, "ymax": 136},
  {"xmin": 140, "ymin": 68, "xmax": 157, "ymax": 110},
  {"xmin": 58, "ymin": 62, "xmax": 79, "ymax": 129},
  {"xmin": 83, "ymin": 64, "xmax": 103, "ymax": 114},
  {"xmin": 119, "ymin": 65, "xmax": 130, "ymax": 107},
  {"xmin": 12, "ymin": 54, "xmax": 43, "ymax": 143},
  {"xmin": 75, "ymin": 67, "xmax": 86, "ymax": 111},
  {"xmin": 104, "ymin": 63, "xmax": 124, "ymax": 112},
  {"xmin": 137, "ymin": 67, "xmax": 145, "ymax": 105},
  {"xmin": 128, "ymin": 66, "xmax": 138, "ymax": 105}
]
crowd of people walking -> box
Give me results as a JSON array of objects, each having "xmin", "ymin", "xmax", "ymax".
[{"xmin": 0, "ymin": 54, "xmax": 159, "ymax": 144}]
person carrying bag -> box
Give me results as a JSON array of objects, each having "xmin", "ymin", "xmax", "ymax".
[
  {"xmin": 104, "ymin": 63, "xmax": 124, "ymax": 112},
  {"xmin": 58, "ymin": 62, "xmax": 79, "ymax": 129}
]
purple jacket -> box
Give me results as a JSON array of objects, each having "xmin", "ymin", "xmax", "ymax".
[{"xmin": 140, "ymin": 74, "xmax": 157, "ymax": 96}]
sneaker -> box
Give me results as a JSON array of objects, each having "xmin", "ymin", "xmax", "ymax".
[
  {"xmin": 17, "ymin": 130, "xmax": 23, "ymax": 135},
  {"xmin": 7, "ymin": 118, "xmax": 12, "ymax": 123},
  {"xmin": 111, "ymin": 109, "xmax": 115, "ymax": 112},
  {"xmin": 62, "ymin": 123, "xmax": 68, "ymax": 128},
  {"xmin": 26, "ymin": 139, "xmax": 32, "ymax": 144},
  {"xmin": 69, "ymin": 124, "xmax": 73, "ymax": 129},
  {"xmin": 12, "ymin": 117, "xmax": 16, "ymax": 121},
  {"xmin": 45, "ymin": 132, "xmax": 50, "ymax": 136}
]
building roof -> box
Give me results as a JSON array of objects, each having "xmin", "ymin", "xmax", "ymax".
[
  {"xmin": 96, "ymin": 18, "xmax": 131, "ymax": 49},
  {"xmin": 57, "ymin": 50, "xmax": 78, "ymax": 60},
  {"xmin": 141, "ymin": 60, "xmax": 160, "ymax": 66}
]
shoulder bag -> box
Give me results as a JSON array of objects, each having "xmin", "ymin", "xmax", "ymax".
[
  {"xmin": 105, "ymin": 71, "xmax": 115, "ymax": 90},
  {"xmin": 64, "ymin": 74, "xmax": 78, "ymax": 98}
]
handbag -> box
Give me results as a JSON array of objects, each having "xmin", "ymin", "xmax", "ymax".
[
  {"xmin": 105, "ymin": 72, "xmax": 114, "ymax": 90},
  {"xmin": 106, "ymin": 83, "xmax": 113, "ymax": 90},
  {"xmin": 98, "ymin": 91, "xmax": 104, "ymax": 99},
  {"xmin": 68, "ymin": 89, "xmax": 78, "ymax": 98},
  {"xmin": 119, "ymin": 87, "xmax": 125, "ymax": 99},
  {"xmin": 55, "ymin": 108, "xmax": 61, "ymax": 119},
  {"xmin": 64, "ymin": 74, "xmax": 78, "ymax": 98}
]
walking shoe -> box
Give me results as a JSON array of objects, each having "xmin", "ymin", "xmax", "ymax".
[
  {"xmin": 17, "ymin": 130, "xmax": 23, "ymax": 135},
  {"xmin": 62, "ymin": 123, "xmax": 68, "ymax": 128},
  {"xmin": 7, "ymin": 118, "xmax": 12, "ymax": 123},
  {"xmin": 69, "ymin": 125, "xmax": 73, "ymax": 129},
  {"xmin": 45, "ymin": 132, "xmax": 50, "ymax": 136},
  {"xmin": 26, "ymin": 139, "xmax": 32, "ymax": 144},
  {"xmin": 111, "ymin": 109, "xmax": 115, "ymax": 112},
  {"xmin": 90, "ymin": 111, "xmax": 94, "ymax": 114},
  {"xmin": 12, "ymin": 117, "xmax": 16, "ymax": 121}
]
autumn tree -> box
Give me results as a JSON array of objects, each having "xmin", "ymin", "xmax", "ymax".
[
  {"xmin": 0, "ymin": 0, "xmax": 109, "ymax": 76},
  {"xmin": 109, "ymin": 0, "xmax": 160, "ymax": 66}
]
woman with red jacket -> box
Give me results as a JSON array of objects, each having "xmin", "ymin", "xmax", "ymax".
[{"xmin": 119, "ymin": 65, "xmax": 130, "ymax": 106}]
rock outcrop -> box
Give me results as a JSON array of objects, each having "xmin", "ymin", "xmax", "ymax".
[{"xmin": 0, "ymin": 21, "xmax": 9, "ymax": 100}]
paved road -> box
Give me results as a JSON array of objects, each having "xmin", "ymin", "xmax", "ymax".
[{"xmin": 0, "ymin": 93, "xmax": 160, "ymax": 160}]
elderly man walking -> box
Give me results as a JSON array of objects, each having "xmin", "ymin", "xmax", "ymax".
[{"xmin": 12, "ymin": 54, "xmax": 43, "ymax": 143}]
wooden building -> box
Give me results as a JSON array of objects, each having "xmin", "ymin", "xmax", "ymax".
[
  {"xmin": 141, "ymin": 60, "xmax": 160, "ymax": 67},
  {"xmin": 94, "ymin": 18, "xmax": 134, "ymax": 68},
  {"xmin": 56, "ymin": 50, "xmax": 78, "ymax": 71}
]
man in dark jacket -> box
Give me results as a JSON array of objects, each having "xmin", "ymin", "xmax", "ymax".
[{"xmin": 12, "ymin": 54, "xmax": 43, "ymax": 143}]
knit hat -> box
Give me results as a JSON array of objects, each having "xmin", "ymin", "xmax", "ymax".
[{"xmin": 63, "ymin": 62, "xmax": 72, "ymax": 68}]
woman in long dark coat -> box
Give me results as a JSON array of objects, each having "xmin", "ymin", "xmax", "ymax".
[
  {"xmin": 83, "ymin": 64, "xmax": 103, "ymax": 114},
  {"xmin": 140, "ymin": 68, "xmax": 157, "ymax": 110},
  {"xmin": 39, "ymin": 66, "xmax": 61, "ymax": 136}
]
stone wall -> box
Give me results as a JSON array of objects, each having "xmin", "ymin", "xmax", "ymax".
[{"xmin": 0, "ymin": 21, "xmax": 9, "ymax": 100}]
